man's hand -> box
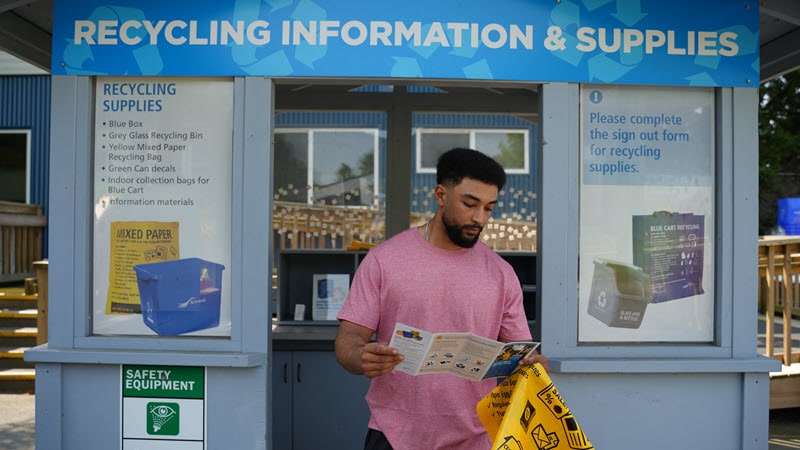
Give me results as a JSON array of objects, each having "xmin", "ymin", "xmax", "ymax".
[
  {"xmin": 336, "ymin": 320, "xmax": 404, "ymax": 379},
  {"xmin": 519, "ymin": 352, "xmax": 550, "ymax": 371},
  {"xmin": 360, "ymin": 343, "xmax": 404, "ymax": 379}
]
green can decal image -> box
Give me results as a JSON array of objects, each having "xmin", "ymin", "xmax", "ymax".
[{"xmin": 147, "ymin": 402, "xmax": 180, "ymax": 436}]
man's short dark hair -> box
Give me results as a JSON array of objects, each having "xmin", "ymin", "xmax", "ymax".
[{"xmin": 436, "ymin": 148, "xmax": 506, "ymax": 190}]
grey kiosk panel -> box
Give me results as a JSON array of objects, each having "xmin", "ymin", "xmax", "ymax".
[{"xmin": 27, "ymin": 77, "xmax": 778, "ymax": 450}]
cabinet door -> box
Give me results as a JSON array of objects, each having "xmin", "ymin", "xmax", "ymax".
[
  {"xmin": 272, "ymin": 351, "xmax": 293, "ymax": 450},
  {"xmin": 292, "ymin": 351, "xmax": 370, "ymax": 450}
]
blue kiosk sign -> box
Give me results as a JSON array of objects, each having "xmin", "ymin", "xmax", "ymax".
[{"xmin": 52, "ymin": 0, "xmax": 758, "ymax": 86}]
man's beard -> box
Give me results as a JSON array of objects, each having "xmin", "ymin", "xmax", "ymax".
[{"xmin": 441, "ymin": 211, "xmax": 482, "ymax": 248}]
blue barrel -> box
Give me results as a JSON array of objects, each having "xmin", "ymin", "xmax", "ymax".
[{"xmin": 777, "ymin": 197, "xmax": 800, "ymax": 235}]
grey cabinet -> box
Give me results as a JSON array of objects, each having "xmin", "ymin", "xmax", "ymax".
[
  {"xmin": 272, "ymin": 350, "xmax": 293, "ymax": 449},
  {"xmin": 273, "ymin": 350, "xmax": 370, "ymax": 450}
]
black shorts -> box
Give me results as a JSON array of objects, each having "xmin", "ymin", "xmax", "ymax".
[{"xmin": 364, "ymin": 428, "xmax": 393, "ymax": 450}]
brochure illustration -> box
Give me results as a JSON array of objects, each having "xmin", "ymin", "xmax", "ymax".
[{"xmin": 388, "ymin": 322, "xmax": 539, "ymax": 381}]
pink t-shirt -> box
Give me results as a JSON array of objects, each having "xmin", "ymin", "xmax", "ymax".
[{"xmin": 337, "ymin": 228, "xmax": 532, "ymax": 450}]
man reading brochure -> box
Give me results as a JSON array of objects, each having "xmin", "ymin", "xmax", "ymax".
[{"xmin": 335, "ymin": 148, "xmax": 549, "ymax": 450}]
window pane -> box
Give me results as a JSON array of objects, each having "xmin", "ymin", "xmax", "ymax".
[
  {"xmin": 475, "ymin": 131, "xmax": 526, "ymax": 170},
  {"xmin": 271, "ymin": 114, "xmax": 386, "ymax": 256},
  {"xmin": 420, "ymin": 132, "xmax": 469, "ymax": 169},
  {"xmin": 274, "ymin": 132, "xmax": 309, "ymax": 203},
  {"xmin": 0, "ymin": 133, "xmax": 27, "ymax": 203},
  {"xmin": 312, "ymin": 131, "xmax": 376, "ymax": 207}
]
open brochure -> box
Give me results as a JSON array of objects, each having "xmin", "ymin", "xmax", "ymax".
[{"xmin": 388, "ymin": 322, "xmax": 539, "ymax": 381}]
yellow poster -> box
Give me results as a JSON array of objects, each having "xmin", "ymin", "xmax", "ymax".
[
  {"xmin": 476, "ymin": 364, "xmax": 594, "ymax": 450},
  {"xmin": 106, "ymin": 221, "xmax": 179, "ymax": 314}
]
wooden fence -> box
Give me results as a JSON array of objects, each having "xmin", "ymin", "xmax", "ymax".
[
  {"xmin": 759, "ymin": 236, "xmax": 800, "ymax": 365},
  {"xmin": 0, "ymin": 201, "xmax": 46, "ymax": 283}
]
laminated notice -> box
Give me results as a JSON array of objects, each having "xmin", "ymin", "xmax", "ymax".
[
  {"xmin": 477, "ymin": 365, "xmax": 594, "ymax": 450},
  {"xmin": 106, "ymin": 221, "xmax": 179, "ymax": 313},
  {"xmin": 632, "ymin": 212, "xmax": 704, "ymax": 303}
]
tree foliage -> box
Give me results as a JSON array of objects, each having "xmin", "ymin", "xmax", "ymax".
[
  {"xmin": 493, "ymin": 133, "xmax": 525, "ymax": 169},
  {"xmin": 336, "ymin": 163, "xmax": 354, "ymax": 182},
  {"xmin": 759, "ymin": 72, "xmax": 800, "ymax": 234}
]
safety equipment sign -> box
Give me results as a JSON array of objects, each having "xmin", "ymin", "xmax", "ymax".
[{"xmin": 121, "ymin": 365, "xmax": 206, "ymax": 450}]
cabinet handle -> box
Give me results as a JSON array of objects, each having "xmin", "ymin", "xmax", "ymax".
[
  {"xmin": 283, "ymin": 363, "xmax": 288, "ymax": 384},
  {"xmin": 296, "ymin": 363, "xmax": 302, "ymax": 383}
]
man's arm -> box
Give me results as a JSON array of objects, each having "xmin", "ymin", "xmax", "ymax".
[{"xmin": 335, "ymin": 320, "xmax": 404, "ymax": 379}]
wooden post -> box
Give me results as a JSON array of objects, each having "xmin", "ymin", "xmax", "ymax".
[
  {"xmin": 783, "ymin": 246, "xmax": 793, "ymax": 365},
  {"xmin": 2, "ymin": 227, "xmax": 10, "ymax": 274},
  {"xmin": 766, "ymin": 245, "xmax": 776, "ymax": 358},
  {"xmin": 33, "ymin": 260, "xmax": 48, "ymax": 345}
]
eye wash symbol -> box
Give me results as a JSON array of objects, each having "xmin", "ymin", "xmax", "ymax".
[{"xmin": 147, "ymin": 402, "xmax": 179, "ymax": 435}]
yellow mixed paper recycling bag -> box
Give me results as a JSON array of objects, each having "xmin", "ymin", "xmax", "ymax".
[
  {"xmin": 476, "ymin": 364, "xmax": 593, "ymax": 450},
  {"xmin": 106, "ymin": 221, "xmax": 179, "ymax": 314}
]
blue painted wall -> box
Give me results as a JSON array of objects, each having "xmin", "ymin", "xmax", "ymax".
[{"xmin": 0, "ymin": 75, "xmax": 51, "ymax": 255}]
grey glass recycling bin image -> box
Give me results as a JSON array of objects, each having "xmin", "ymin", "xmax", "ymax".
[{"xmin": 587, "ymin": 259, "xmax": 653, "ymax": 329}]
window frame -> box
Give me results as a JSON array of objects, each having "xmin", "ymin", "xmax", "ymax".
[
  {"xmin": 274, "ymin": 127, "xmax": 381, "ymax": 207},
  {"xmin": 0, "ymin": 129, "xmax": 31, "ymax": 203},
  {"xmin": 415, "ymin": 127, "xmax": 530, "ymax": 175}
]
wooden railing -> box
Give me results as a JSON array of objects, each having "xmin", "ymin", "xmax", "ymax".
[
  {"xmin": 34, "ymin": 260, "xmax": 48, "ymax": 345},
  {"xmin": 759, "ymin": 236, "xmax": 800, "ymax": 365},
  {"xmin": 0, "ymin": 201, "xmax": 46, "ymax": 283}
]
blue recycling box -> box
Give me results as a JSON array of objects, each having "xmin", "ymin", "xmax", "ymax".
[
  {"xmin": 777, "ymin": 197, "xmax": 800, "ymax": 235},
  {"xmin": 133, "ymin": 258, "xmax": 224, "ymax": 336}
]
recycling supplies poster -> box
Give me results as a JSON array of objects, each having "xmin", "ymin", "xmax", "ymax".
[
  {"xmin": 476, "ymin": 364, "xmax": 593, "ymax": 450},
  {"xmin": 579, "ymin": 85, "xmax": 715, "ymax": 343},
  {"xmin": 93, "ymin": 78, "xmax": 232, "ymax": 337}
]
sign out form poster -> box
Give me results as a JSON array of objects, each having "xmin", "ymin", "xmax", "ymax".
[{"xmin": 578, "ymin": 85, "xmax": 715, "ymax": 343}]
